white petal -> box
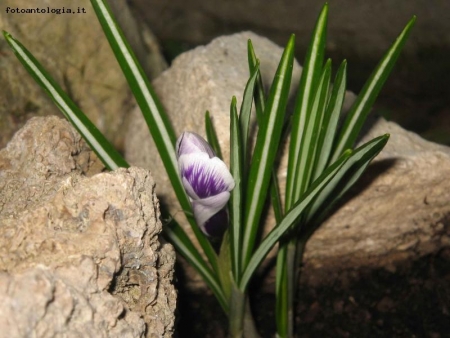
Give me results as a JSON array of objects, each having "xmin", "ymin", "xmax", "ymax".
[
  {"xmin": 176, "ymin": 132, "xmax": 215, "ymax": 158},
  {"xmin": 191, "ymin": 191, "xmax": 231, "ymax": 227}
]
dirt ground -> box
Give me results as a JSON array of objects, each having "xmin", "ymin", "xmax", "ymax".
[{"xmin": 174, "ymin": 248, "xmax": 450, "ymax": 337}]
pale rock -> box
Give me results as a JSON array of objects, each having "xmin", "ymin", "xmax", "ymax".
[{"xmin": 0, "ymin": 116, "xmax": 176, "ymax": 337}]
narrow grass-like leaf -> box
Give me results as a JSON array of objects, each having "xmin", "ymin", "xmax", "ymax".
[
  {"xmin": 248, "ymin": 39, "xmax": 285, "ymax": 225},
  {"xmin": 90, "ymin": 0, "xmax": 218, "ymax": 272},
  {"xmin": 230, "ymin": 97, "xmax": 243, "ymax": 279},
  {"xmin": 239, "ymin": 150, "xmax": 351, "ymax": 290},
  {"xmin": 164, "ymin": 224, "xmax": 228, "ymax": 313},
  {"xmin": 275, "ymin": 247, "xmax": 289, "ymax": 338},
  {"xmin": 275, "ymin": 241, "xmax": 297, "ymax": 338},
  {"xmin": 285, "ymin": 4, "xmax": 328, "ymax": 211},
  {"xmin": 331, "ymin": 16, "xmax": 416, "ymax": 163},
  {"xmin": 217, "ymin": 231, "xmax": 233, "ymax": 303},
  {"xmin": 239, "ymin": 64, "xmax": 259, "ymax": 163},
  {"xmin": 312, "ymin": 60, "xmax": 347, "ymax": 180},
  {"xmin": 306, "ymin": 134, "xmax": 389, "ymax": 224},
  {"xmin": 270, "ymin": 172, "xmax": 284, "ymax": 224},
  {"xmin": 247, "ymin": 40, "xmax": 265, "ymax": 122},
  {"xmin": 205, "ymin": 110, "xmax": 223, "ymax": 159},
  {"xmin": 3, "ymin": 31, "xmax": 128, "ymax": 170},
  {"xmin": 293, "ymin": 59, "xmax": 332, "ymax": 197},
  {"xmin": 241, "ymin": 35, "xmax": 295, "ymax": 268}
]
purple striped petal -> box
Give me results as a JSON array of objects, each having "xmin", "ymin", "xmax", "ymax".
[{"xmin": 179, "ymin": 153, "xmax": 234, "ymax": 199}]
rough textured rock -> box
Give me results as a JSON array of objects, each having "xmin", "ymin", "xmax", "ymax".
[
  {"xmin": 0, "ymin": 116, "xmax": 176, "ymax": 337},
  {"xmin": 126, "ymin": 32, "xmax": 450, "ymax": 289},
  {"xmin": 0, "ymin": 0, "xmax": 166, "ymax": 150}
]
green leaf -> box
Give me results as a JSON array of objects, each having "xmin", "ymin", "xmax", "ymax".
[
  {"xmin": 90, "ymin": 0, "xmax": 219, "ymax": 272},
  {"xmin": 293, "ymin": 59, "xmax": 332, "ymax": 198},
  {"xmin": 217, "ymin": 231, "xmax": 233, "ymax": 303},
  {"xmin": 229, "ymin": 97, "xmax": 244, "ymax": 279},
  {"xmin": 2, "ymin": 31, "xmax": 128, "ymax": 171},
  {"xmin": 248, "ymin": 40, "xmax": 285, "ymax": 225},
  {"xmin": 331, "ymin": 16, "xmax": 416, "ymax": 163},
  {"xmin": 241, "ymin": 35, "xmax": 295, "ymax": 269},
  {"xmin": 239, "ymin": 63, "xmax": 259, "ymax": 164},
  {"xmin": 306, "ymin": 134, "xmax": 389, "ymax": 224},
  {"xmin": 205, "ymin": 110, "xmax": 223, "ymax": 159},
  {"xmin": 247, "ymin": 40, "xmax": 265, "ymax": 122},
  {"xmin": 164, "ymin": 223, "xmax": 228, "ymax": 313},
  {"xmin": 312, "ymin": 60, "xmax": 347, "ymax": 180},
  {"xmin": 275, "ymin": 244, "xmax": 289, "ymax": 338},
  {"xmin": 270, "ymin": 172, "xmax": 284, "ymax": 224},
  {"xmin": 239, "ymin": 150, "xmax": 351, "ymax": 290},
  {"xmin": 285, "ymin": 3, "xmax": 328, "ymax": 211}
]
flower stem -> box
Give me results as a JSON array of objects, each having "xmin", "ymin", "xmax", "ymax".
[
  {"xmin": 229, "ymin": 286, "xmax": 245, "ymax": 337},
  {"xmin": 243, "ymin": 297, "xmax": 261, "ymax": 338},
  {"xmin": 229, "ymin": 286, "xmax": 260, "ymax": 338}
]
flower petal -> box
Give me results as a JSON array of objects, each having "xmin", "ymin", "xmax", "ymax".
[
  {"xmin": 191, "ymin": 191, "xmax": 231, "ymax": 230},
  {"xmin": 178, "ymin": 153, "xmax": 235, "ymax": 199},
  {"xmin": 181, "ymin": 176, "xmax": 200, "ymax": 200},
  {"xmin": 176, "ymin": 132, "xmax": 215, "ymax": 158}
]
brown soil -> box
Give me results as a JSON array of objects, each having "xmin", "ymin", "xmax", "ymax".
[{"xmin": 174, "ymin": 248, "xmax": 450, "ymax": 337}]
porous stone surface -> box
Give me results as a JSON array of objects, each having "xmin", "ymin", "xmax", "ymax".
[
  {"xmin": 126, "ymin": 32, "xmax": 450, "ymax": 288},
  {"xmin": 0, "ymin": 116, "xmax": 176, "ymax": 337},
  {"xmin": 0, "ymin": 0, "xmax": 166, "ymax": 150}
]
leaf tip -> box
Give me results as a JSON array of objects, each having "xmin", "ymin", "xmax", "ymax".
[
  {"xmin": 287, "ymin": 34, "xmax": 296, "ymax": 47},
  {"xmin": 404, "ymin": 15, "xmax": 417, "ymax": 32},
  {"xmin": 3, "ymin": 30, "xmax": 11, "ymax": 40}
]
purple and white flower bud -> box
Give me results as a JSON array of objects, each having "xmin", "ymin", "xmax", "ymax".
[{"xmin": 176, "ymin": 132, "xmax": 235, "ymax": 237}]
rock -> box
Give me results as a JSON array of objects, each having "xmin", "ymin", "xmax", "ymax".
[
  {"xmin": 0, "ymin": 116, "xmax": 176, "ymax": 337},
  {"xmin": 0, "ymin": 0, "xmax": 166, "ymax": 151},
  {"xmin": 302, "ymin": 117, "xmax": 450, "ymax": 285},
  {"xmin": 125, "ymin": 32, "xmax": 450, "ymax": 289}
]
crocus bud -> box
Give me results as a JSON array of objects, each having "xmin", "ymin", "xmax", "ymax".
[{"xmin": 176, "ymin": 132, "xmax": 235, "ymax": 237}]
